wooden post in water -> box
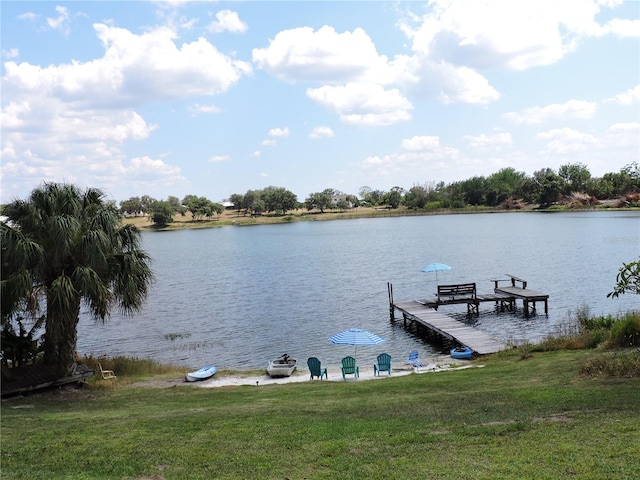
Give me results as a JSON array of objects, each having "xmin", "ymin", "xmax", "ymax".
[{"xmin": 387, "ymin": 282, "xmax": 395, "ymax": 322}]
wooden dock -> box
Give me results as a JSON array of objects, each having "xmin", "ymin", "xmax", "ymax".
[
  {"xmin": 493, "ymin": 275, "xmax": 549, "ymax": 315},
  {"xmin": 390, "ymin": 299, "xmax": 506, "ymax": 355},
  {"xmin": 386, "ymin": 275, "xmax": 549, "ymax": 355}
]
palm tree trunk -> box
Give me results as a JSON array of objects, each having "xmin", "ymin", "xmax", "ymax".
[{"xmin": 43, "ymin": 301, "xmax": 80, "ymax": 377}]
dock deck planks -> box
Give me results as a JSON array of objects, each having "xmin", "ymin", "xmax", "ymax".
[
  {"xmin": 495, "ymin": 286, "xmax": 549, "ymax": 315},
  {"xmin": 392, "ymin": 300, "xmax": 505, "ymax": 355}
]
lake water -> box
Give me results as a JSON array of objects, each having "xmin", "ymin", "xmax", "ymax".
[{"xmin": 77, "ymin": 211, "xmax": 640, "ymax": 370}]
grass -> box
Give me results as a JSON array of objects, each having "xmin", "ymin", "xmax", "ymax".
[{"xmin": 2, "ymin": 349, "xmax": 640, "ymax": 480}]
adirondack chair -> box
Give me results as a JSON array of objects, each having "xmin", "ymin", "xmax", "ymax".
[
  {"xmin": 406, "ymin": 350, "xmax": 426, "ymax": 372},
  {"xmin": 373, "ymin": 353, "xmax": 392, "ymax": 376},
  {"xmin": 98, "ymin": 363, "xmax": 116, "ymax": 380},
  {"xmin": 340, "ymin": 356, "xmax": 359, "ymax": 380},
  {"xmin": 307, "ymin": 357, "xmax": 328, "ymax": 380}
]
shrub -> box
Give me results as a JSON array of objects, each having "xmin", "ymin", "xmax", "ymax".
[
  {"xmin": 607, "ymin": 313, "xmax": 640, "ymax": 347},
  {"xmin": 536, "ymin": 330, "xmax": 602, "ymax": 351},
  {"xmin": 424, "ymin": 201, "xmax": 443, "ymax": 211},
  {"xmin": 535, "ymin": 307, "xmax": 632, "ymax": 351},
  {"xmin": 81, "ymin": 355, "xmax": 181, "ymax": 377},
  {"xmin": 579, "ymin": 313, "xmax": 617, "ymax": 331},
  {"xmin": 580, "ymin": 349, "xmax": 640, "ymax": 378},
  {"xmin": 518, "ymin": 343, "xmax": 533, "ymax": 360}
]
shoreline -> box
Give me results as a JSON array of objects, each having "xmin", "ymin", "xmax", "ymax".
[
  {"xmin": 124, "ymin": 203, "xmax": 632, "ymax": 232},
  {"xmin": 132, "ymin": 355, "xmax": 474, "ymax": 389}
]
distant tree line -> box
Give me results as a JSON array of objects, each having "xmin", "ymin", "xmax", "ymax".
[{"xmin": 119, "ymin": 162, "xmax": 640, "ymax": 226}]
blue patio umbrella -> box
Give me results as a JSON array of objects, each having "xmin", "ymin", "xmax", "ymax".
[
  {"xmin": 421, "ymin": 262, "xmax": 452, "ymax": 283},
  {"xmin": 329, "ymin": 328, "xmax": 385, "ymax": 363}
]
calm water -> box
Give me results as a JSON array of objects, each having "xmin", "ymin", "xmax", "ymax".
[{"xmin": 77, "ymin": 211, "xmax": 640, "ymax": 370}]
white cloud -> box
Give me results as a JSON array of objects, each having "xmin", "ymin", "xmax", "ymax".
[
  {"xmin": 18, "ymin": 12, "xmax": 39, "ymax": 22},
  {"xmin": 47, "ymin": 6, "xmax": 71, "ymax": 35},
  {"xmin": 269, "ymin": 127, "xmax": 290, "ymax": 137},
  {"xmin": 606, "ymin": 122, "xmax": 640, "ymax": 147},
  {"xmin": 604, "ymin": 85, "xmax": 640, "ymax": 105},
  {"xmin": 394, "ymin": 56, "xmax": 500, "ymax": 104},
  {"xmin": 208, "ymin": 10, "xmax": 247, "ymax": 34},
  {"xmin": 252, "ymin": 25, "xmax": 393, "ymax": 85},
  {"xmin": 209, "ymin": 155, "xmax": 231, "ymax": 163},
  {"xmin": 307, "ymin": 83, "xmax": 412, "ymax": 126},
  {"xmin": 189, "ymin": 103, "xmax": 221, "ymax": 114},
  {"xmin": 538, "ymin": 127, "xmax": 600, "ymax": 154},
  {"xmin": 535, "ymin": 123, "xmax": 639, "ymax": 174},
  {"xmin": 261, "ymin": 139, "xmax": 277, "ymax": 147},
  {"xmin": 602, "ymin": 19, "xmax": 640, "ymax": 38},
  {"xmin": 127, "ymin": 155, "xmax": 181, "ymax": 178},
  {"xmin": 463, "ymin": 133, "xmax": 513, "ymax": 150},
  {"xmin": 401, "ymin": 0, "xmax": 630, "ymax": 71},
  {"xmin": 2, "ymin": 48, "xmax": 19, "ymax": 60},
  {"xmin": 0, "ymin": 23, "xmax": 252, "ymax": 201},
  {"xmin": 359, "ymin": 138, "xmax": 465, "ymax": 186},
  {"xmin": 504, "ymin": 100, "xmax": 597, "ymax": 124},
  {"xmin": 401, "ymin": 136, "xmax": 440, "ymax": 152},
  {"xmin": 309, "ymin": 126, "xmax": 334, "ymax": 139},
  {"xmin": 2, "ymin": 24, "xmax": 252, "ymax": 108},
  {"xmin": 249, "ymin": 151, "xmax": 261, "ymax": 158}
]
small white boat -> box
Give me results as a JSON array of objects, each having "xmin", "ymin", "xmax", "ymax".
[
  {"xmin": 185, "ymin": 365, "xmax": 217, "ymax": 382},
  {"xmin": 267, "ymin": 354, "xmax": 297, "ymax": 378}
]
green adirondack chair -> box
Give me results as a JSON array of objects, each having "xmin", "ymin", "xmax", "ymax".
[
  {"xmin": 340, "ymin": 356, "xmax": 359, "ymax": 380},
  {"xmin": 307, "ymin": 357, "xmax": 328, "ymax": 380},
  {"xmin": 373, "ymin": 353, "xmax": 392, "ymax": 376}
]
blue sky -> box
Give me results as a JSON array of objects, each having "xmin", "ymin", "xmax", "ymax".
[{"xmin": 1, "ymin": 1, "xmax": 638, "ymax": 204}]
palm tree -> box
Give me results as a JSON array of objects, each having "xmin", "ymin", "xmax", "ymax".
[{"xmin": 1, "ymin": 183, "xmax": 153, "ymax": 376}]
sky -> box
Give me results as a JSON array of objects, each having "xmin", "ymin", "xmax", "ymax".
[{"xmin": 1, "ymin": 0, "xmax": 639, "ymax": 205}]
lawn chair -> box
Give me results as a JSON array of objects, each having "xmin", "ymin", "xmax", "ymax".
[
  {"xmin": 98, "ymin": 363, "xmax": 116, "ymax": 380},
  {"xmin": 307, "ymin": 357, "xmax": 328, "ymax": 380},
  {"xmin": 406, "ymin": 350, "xmax": 426, "ymax": 372},
  {"xmin": 373, "ymin": 353, "xmax": 392, "ymax": 376},
  {"xmin": 340, "ymin": 356, "xmax": 359, "ymax": 380}
]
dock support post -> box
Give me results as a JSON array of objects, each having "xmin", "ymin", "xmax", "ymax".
[{"xmin": 388, "ymin": 282, "xmax": 395, "ymax": 322}]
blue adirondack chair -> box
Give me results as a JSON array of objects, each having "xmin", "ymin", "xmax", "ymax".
[
  {"xmin": 373, "ymin": 353, "xmax": 392, "ymax": 376},
  {"xmin": 307, "ymin": 357, "xmax": 328, "ymax": 380},
  {"xmin": 341, "ymin": 356, "xmax": 359, "ymax": 380}
]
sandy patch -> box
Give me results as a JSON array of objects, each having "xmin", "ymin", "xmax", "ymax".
[{"xmin": 128, "ymin": 357, "xmax": 474, "ymax": 389}]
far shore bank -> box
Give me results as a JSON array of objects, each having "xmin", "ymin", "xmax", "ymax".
[{"xmin": 124, "ymin": 202, "xmax": 633, "ymax": 232}]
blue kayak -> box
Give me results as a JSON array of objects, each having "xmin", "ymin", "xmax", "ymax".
[
  {"xmin": 450, "ymin": 347, "xmax": 474, "ymax": 360},
  {"xmin": 185, "ymin": 365, "xmax": 217, "ymax": 382}
]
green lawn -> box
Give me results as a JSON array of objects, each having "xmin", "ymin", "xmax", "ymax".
[{"xmin": 2, "ymin": 349, "xmax": 639, "ymax": 480}]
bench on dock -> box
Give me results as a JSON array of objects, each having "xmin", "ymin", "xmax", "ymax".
[{"xmin": 437, "ymin": 283, "xmax": 476, "ymax": 303}]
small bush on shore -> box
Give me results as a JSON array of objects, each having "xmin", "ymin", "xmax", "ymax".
[
  {"xmin": 531, "ymin": 309, "xmax": 640, "ymax": 377},
  {"xmin": 535, "ymin": 309, "xmax": 639, "ymax": 352},
  {"xmin": 580, "ymin": 349, "xmax": 640, "ymax": 378},
  {"xmin": 607, "ymin": 312, "xmax": 640, "ymax": 347}
]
